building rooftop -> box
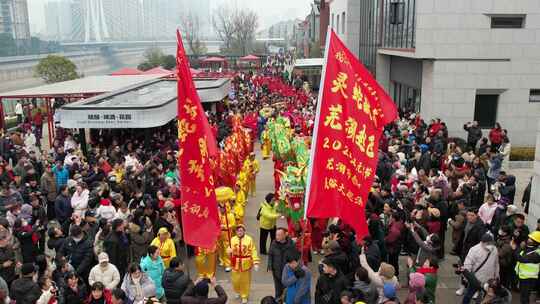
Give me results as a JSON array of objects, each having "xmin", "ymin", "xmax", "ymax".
[
  {"xmin": 0, "ymin": 75, "xmax": 163, "ymax": 98},
  {"xmin": 58, "ymin": 77, "xmax": 231, "ymax": 129}
]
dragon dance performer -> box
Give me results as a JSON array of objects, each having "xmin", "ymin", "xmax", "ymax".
[
  {"xmin": 216, "ymin": 187, "xmax": 237, "ymax": 272},
  {"xmin": 227, "ymin": 224, "xmax": 260, "ymax": 303},
  {"xmin": 194, "ymin": 245, "xmax": 217, "ymax": 279}
]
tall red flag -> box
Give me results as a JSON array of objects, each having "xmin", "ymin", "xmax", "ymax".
[
  {"xmin": 176, "ymin": 30, "xmax": 220, "ymax": 249},
  {"xmin": 305, "ymin": 30, "xmax": 397, "ymax": 239}
]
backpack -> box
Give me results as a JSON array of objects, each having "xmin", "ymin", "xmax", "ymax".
[{"xmin": 256, "ymin": 207, "xmax": 262, "ymax": 221}]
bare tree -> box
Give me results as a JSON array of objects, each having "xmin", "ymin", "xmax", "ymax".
[
  {"xmin": 212, "ymin": 4, "xmax": 236, "ymax": 51},
  {"xmin": 180, "ymin": 12, "xmax": 207, "ymax": 56},
  {"xmin": 232, "ymin": 9, "xmax": 259, "ymax": 56}
]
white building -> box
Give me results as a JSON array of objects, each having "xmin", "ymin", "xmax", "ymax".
[
  {"xmin": 329, "ymin": 0, "xmax": 360, "ymax": 61},
  {"xmin": 373, "ymin": 0, "xmax": 540, "ymax": 147}
]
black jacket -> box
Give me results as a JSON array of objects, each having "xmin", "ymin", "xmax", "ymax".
[
  {"xmin": 54, "ymin": 193, "xmax": 72, "ymax": 224},
  {"xmin": 60, "ymin": 281, "xmax": 88, "ymax": 304},
  {"xmin": 59, "ymin": 234, "xmax": 94, "ymax": 277},
  {"xmin": 0, "ymin": 245, "xmax": 16, "ymax": 284},
  {"xmin": 162, "ymin": 268, "xmax": 191, "ymax": 304},
  {"xmin": 325, "ymin": 250, "xmax": 350, "ymax": 275},
  {"xmin": 181, "ymin": 284, "xmax": 227, "ymax": 304},
  {"xmin": 460, "ymin": 219, "xmax": 486, "ymax": 260},
  {"xmin": 464, "ymin": 124, "xmax": 482, "ymax": 144},
  {"xmin": 9, "ymin": 276, "xmax": 41, "ymax": 304},
  {"xmin": 268, "ymin": 238, "xmax": 296, "ymax": 278},
  {"xmin": 104, "ymin": 231, "xmax": 130, "ymax": 271},
  {"xmin": 315, "ymin": 271, "xmax": 350, "ymax": 304}
]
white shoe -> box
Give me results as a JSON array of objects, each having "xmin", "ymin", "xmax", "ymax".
[
  {"xmin": 472, "ymin": 291, "xmax": 479, "ymax": 299},
  {"xmin": 455, "ymin": 287, "xmax": 465, "ymax": 296},
  {"xmin": 225, "ymin": 267, "xmax": 231, "ymax": 272}
]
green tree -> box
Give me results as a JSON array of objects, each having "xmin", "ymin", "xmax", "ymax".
[
  {"xmin": 137, "ymin": 61, "xmax": 154, "ymax": 71},
  {"xmin": 144, "ymin": 48, "xmax": 164, "ymax": 67},
  {"xmin": 34, "ymin": 55, "xmax": 79, "ymax": 83},
  {"xmin": 161, "ymin": 55, "xmax": 176, "ymax": 70}
]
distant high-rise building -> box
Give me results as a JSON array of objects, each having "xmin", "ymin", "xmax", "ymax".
[
  {"xmin": 0, "ymin": 0, "xmax": 30, "ymax": 41},
  {"xmin": 44, "ymin": 0, "xmax": 73, "ymax": 41},
  {"xmin": 70, "ymin": 0, "xmax": 110, "ymax": 42},
  {"xmin": 102, "ymin": 0, "xmax": 142, "ymax": 41},
  {"xmin": 142, "ymin": 0, "xmax": 180, "ymax": 40}
]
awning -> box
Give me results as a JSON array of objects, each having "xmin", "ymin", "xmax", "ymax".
[
  {"xmin": 142, "ymin": 67, "xmax": 173, "ymax": 75},
  {"xmin": 239, "ymin": 54, "xmax": 260, "ymax": 61},
  {"xmin": 110, "ymin": 67, "xmax": 142, "ymax": 76},
  {"xmin": 202, "ymin": 56, "xmax": 227, "ymax": 63},
  {"xmin": 58, "ymin": 78, "xmax": 231, "ymax": 129}
]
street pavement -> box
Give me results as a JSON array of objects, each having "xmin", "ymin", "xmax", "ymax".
[{"xmin": 180, "ymin": 144, "xmax": 534, "ymax": 303}]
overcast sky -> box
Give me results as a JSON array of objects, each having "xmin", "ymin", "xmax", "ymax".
[{"xmin": 28, "ymin": 0, "xmax": 313, "ymax": 35}]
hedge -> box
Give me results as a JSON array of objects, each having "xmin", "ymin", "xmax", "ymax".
[{"xmin": 510, "ymin": 147, "xmax": 535, "ymax": 161}]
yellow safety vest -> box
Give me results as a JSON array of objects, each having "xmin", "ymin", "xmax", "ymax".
[{"xmin": 515, "ymin": 248, "xmax": 540, "ymax": 279}]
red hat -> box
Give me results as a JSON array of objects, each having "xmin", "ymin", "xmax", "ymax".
[{"xmin": 100, "ymin": 199, "xmax": 111, "ymax": 206}]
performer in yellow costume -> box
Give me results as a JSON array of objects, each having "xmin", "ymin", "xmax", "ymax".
[
  {"xmin": 194, "ymin": 245, "xmax": 217, "ymax": 279},
  {"xmin": 261, "ymin": 129, "xmax": 271, "ymax": 159},
  {"xmin": 233, "ymin": 170, "xmax": 248, "ymax": 225},
  {"xmin": 150, "ymin": 227, "xmax": 177, "ymax": 268},
  {"xmin": 216, "ymin": 186, "xmax": 236, "ymax": 272},
  {"xmin": 228, "ymin": 224, "xmax": 260, "ymax": 303},
  {"xmin": 244, "ymin": 152, "xmax": 259, "ymax": 197}
]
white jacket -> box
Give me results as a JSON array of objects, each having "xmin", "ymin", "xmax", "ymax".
[
  {"xmin": 97, "ymin": 205, "xmax": 117, "ymax": 221},
  {"xmin": 71, "ymin": 189, "xmax": 89, "ymax": 216},
  {"xmin": 464, "ymin": 243, "xmax": 499, "ymax": 284},
  {"xmin": 36, "ymin": 287, "xmax": 56, "ymax": 304},
  {"xmin": 89, "ymin": 263, "xmax": 121, "ymax": 290}
]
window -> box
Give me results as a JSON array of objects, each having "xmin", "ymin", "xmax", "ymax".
[
  {"xmin": 336, "ymin": 14, "xmax": 340, "ymax": 33},
  {"xmin": 491, "ymin": 16, "xmax": 525, "ymax": 28},
  {"xmin": 474, "ymin": 94, "xmax": 499, "ymax": 128},
  {"xmin": 331, "ymin": 13, "xmax": 334, "ymax": 29},
  {"xmin": 530, "ymin": 89, "xmax": 540, "ymax": 102},
  {"xmin": 342, "ymin": 12, "xmax": 346, "ymax": 34},
  {"xmin": 389, "ymin": 1, "xmax": 405, "ymax": 25}
]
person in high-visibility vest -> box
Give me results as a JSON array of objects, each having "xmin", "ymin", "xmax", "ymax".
[{"xmin": 514, "ymin": 230, "xmax": 540, "ymax": 304}]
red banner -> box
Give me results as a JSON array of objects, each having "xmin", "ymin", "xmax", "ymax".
[
  {"xmin": 176, "ymin": 30, "xmax": 220, "ymax": 249},
  {"xmin": 305, "ymin": 30, "xmax": 397, "ymax": 239}
]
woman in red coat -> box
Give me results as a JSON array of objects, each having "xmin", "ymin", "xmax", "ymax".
[{"xmin": 488, "ymin": 122, "xmax": 503, "ymax": 150}]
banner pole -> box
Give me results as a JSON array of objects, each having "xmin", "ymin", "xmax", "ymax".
[
  {"xmin": 182, "ymin": 241, "xmax": 191, "ymax": 277},
  {"xmin": 303, "ymin": 27, "xmax": 332, "ymax": 220}
]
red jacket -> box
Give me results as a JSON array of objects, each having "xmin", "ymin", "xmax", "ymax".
[
  {"xmin": 385, "ymin": 220, "xmax": 404, "ymax": 253},
  {"xmin": 428, "ymin": 123, "xmax": 442, "ymax": 137},
  {"xmin": 489, "ymin": 128, "xmax": 503, "ymax": 144}
]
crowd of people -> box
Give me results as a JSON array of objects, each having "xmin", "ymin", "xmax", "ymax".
[{"xmin": 0, "ymin": 55, "xmax": 536, "ymax": 304}]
